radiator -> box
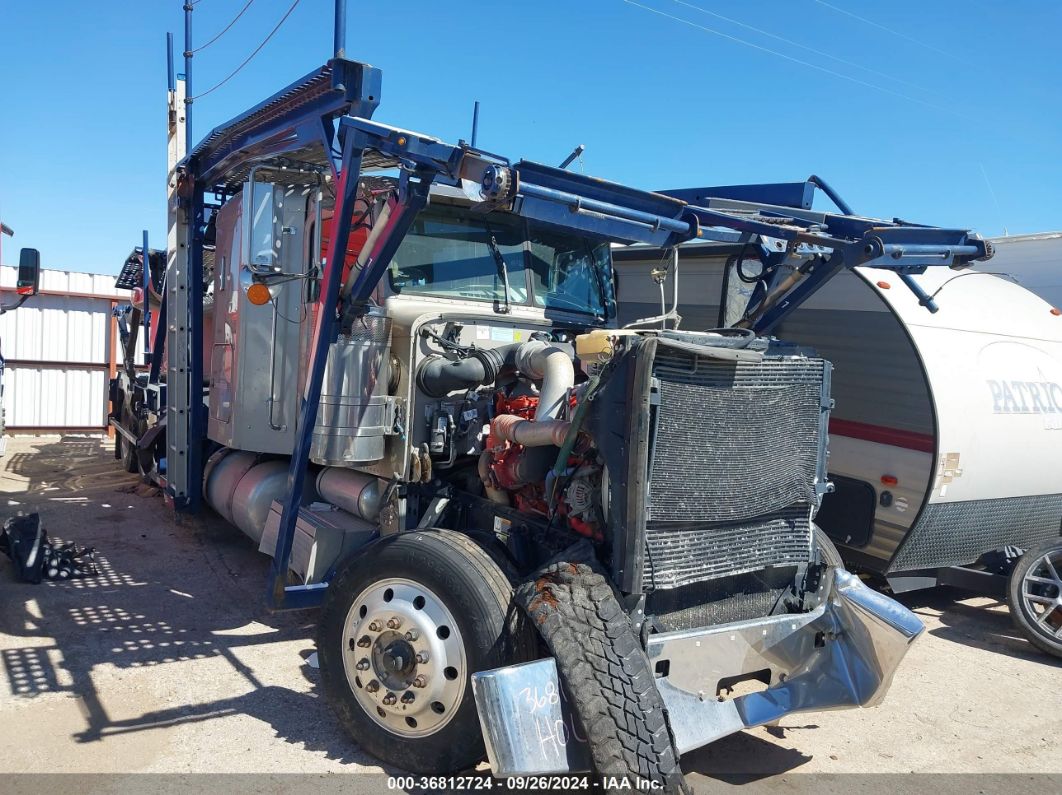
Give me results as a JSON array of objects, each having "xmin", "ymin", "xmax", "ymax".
[{"xmin": 643, "ymin": 346, "xmax": 830, "ymax": 590}]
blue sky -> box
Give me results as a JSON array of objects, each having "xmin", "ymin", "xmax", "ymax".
[{"xmin": 1, "ymin": 0, "xmax": 1058, "ymax": 273}]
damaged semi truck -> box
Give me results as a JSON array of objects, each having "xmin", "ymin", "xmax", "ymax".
[{"xmin": 109, "ymin": 54, "xmax": 993, "ymax": 787}]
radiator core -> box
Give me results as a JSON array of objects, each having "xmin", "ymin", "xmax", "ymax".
[{"xmin": 643, "ymin": 347, "xmax": 830, "ymax": 590}]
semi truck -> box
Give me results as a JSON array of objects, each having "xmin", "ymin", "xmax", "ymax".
[{"xmin": 108, "ymin": 49, "xmax": 996, "ymax": 788}]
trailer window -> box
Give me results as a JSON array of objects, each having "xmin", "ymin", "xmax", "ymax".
[{"xmin": 389, "ymin": 209, "xmax": 527, "ymax": 303}]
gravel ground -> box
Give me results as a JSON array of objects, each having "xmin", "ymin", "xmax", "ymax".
[{"xmin": 1, "ymin": 435, "xmax": 1059, "ymax": 792}]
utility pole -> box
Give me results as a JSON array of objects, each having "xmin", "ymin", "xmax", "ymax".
[
  {"xmin": 334, "ymin": 0, "xmax": 347, "ymax": 58},
  {"xmin": 183, "ymin": 4, "xmax": 193, "ymax": 155}
]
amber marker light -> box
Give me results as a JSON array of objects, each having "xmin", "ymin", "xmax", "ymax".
[{"xmin": 247, "ymin": 282, "xmax": 272, "ymax": 306}]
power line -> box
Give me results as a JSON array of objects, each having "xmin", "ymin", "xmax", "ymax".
[
  {"xmin": 622, "ymin": 0, "xmax": 963, "ymax": 118},
  {"xmin": 190, "ymin": 0, "xmax": 257, "ymax": 54},
  {"xmin": 812, "ymin": 0, "xmax": 963, "ymax": 62},
  {"xmin": 670, "ymin": 0, "xmax": 929, "ymax": 93},
  {"xmin": 979, "ymin": 163, "xmax": 1007, "ymax": 236},
  {"xmin": 188, "ymin": 0, "xmax": 301, "ymax": 101}
]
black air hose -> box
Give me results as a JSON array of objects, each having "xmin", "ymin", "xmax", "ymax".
[{"xmin": 416, "ymin": 343, "xmax": 520, "ymax": 398}]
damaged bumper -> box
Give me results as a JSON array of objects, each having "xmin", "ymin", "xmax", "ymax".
[{"xmin": 471, "ymin": 569, "xmax": 923, "ymax": 776}]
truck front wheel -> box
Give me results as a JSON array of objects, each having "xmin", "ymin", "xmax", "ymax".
[{"xmin": 318, "ymin": 529, "xmax": 534, "ymax": 773}]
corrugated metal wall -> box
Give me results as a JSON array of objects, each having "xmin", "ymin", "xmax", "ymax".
[{"xmin": 0, "ymin": 265, "xmax": 140, "ymax": 430}]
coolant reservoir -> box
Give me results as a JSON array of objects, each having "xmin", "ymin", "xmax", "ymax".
[{"xmin": 575, "ymin": 329, "xmax": 639, "ymax": 363}]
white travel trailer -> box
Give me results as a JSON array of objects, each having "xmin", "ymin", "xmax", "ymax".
[
  {"xmin": 987, "ymin": 232, "xmax": 1062, "ymax": 310},
  {"xmin": 615, "ymin": 240, "xmax": 1062, "ymax": 658}
]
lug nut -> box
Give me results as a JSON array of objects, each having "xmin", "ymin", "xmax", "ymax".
[
  {"xmin": 356, "ymin": 658, "xmax": 370, "ymax": 671},
  {"xmin": 405, "ymin": 629, "xmax": 419, "ymax": 641},
  {"xmin": 387, "ymin": 616, "xmax": 403, "ymax": 629},
  {"xmin": 356, "ymin": 635, "xmax": 372, "ymax": 648},
  {"xmin": 416, "ymin": 651, "xmax": 430, "ymax": 664},
  {"xmin": 412, "ymin": 675, "xmax": 428, "ymax": 689},
  {"xmin": 366, "ymin": 679, "xmax": 380, "ymax": 693},
  {"xmin": 401, "ymin": 692, "xmax": 416, "ymax": 704},
  {"xmin": 368, "ymin": 620, "xmax": 382, "ymax": 632},
  {"xmin": 382, "ymin": 692, "xmax": 397, "ymax": 705}
]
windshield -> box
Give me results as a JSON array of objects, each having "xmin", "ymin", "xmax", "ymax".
[{"xmin": 389, "ymin": 205, "xmax": 613, "ymax": 318}]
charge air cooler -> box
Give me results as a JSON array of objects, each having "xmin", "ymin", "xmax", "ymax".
[
  {"xmin": 586, "ymin": 333, "xmax": 832, "ymax": 594},
  {"xmin": 643, "ymin": 339, "xmax": 832, "ymax": 590}
]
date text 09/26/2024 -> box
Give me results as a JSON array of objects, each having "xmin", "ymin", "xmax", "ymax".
[{"xmin": 387, "ymin": 775, "xmax": 667, "ymax": 791}]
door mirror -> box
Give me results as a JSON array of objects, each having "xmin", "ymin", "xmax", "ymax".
[{"xmin": 17, "ymin": 248, "xmax": 40, "ymax": 296}]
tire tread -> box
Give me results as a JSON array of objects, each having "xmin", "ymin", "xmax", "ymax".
[{"xmin": 516, "ymin": 561, "xmax": 688, "ymax": 794}]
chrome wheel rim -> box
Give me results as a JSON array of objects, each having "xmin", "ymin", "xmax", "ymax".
[
  {"xmin": 342, "ymin": 577, "xmax": 467, "ymax": 737},
  {"xmin": 1021, "ymin": 547, "xmax": 1062, "ymax": 641}
]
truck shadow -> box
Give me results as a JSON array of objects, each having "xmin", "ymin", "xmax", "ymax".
[
  {"xmin": 0, "ymin": 435, "xmax": 400, "ymax": 772},
  {"xmin": 895, "ymin": 586, "xmax": 1062, "ymax": 668},
  {"xmin": 681, "ymin": 729, "xmax": 814, "ymax": 782}
]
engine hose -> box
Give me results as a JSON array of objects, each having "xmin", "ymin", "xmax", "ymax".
[
  {"xmin": 547, "ymin": 370, "xmax": 608, "ymax": 504},
  {"xmin": 417, "ymin": 339, "xmax": 575, "ymax": 403},
  {"xmin": 416, "ymin": 354, "xmax": 490, "ymax": 398}
]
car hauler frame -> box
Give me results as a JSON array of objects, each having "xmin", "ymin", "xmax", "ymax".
[{"xmin": 109, "ymin": 29, "xmax": 997, "ymax": 787}]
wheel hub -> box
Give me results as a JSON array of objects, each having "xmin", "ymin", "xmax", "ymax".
[
  {"xmin": 373, "ymin": 632, "xmax": 417, "ymax": 689},
  {"xmin": 1022, "ymin": 548, "xmax": 1062, "ymax": 639},
  {"xmin": 341, "ymin": 578, "xmax": 467, "ymax": 737}
]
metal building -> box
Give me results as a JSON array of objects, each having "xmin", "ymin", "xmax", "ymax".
[{"xmin": 0, "ymin": 265, "xmax": 139, "ymax": 432}]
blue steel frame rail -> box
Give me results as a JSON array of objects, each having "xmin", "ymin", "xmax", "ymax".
[{"xmin": 663, "ymin": 182, "xmax": 991, "ymax": 333}]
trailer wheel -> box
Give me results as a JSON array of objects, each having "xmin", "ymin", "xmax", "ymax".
[
  {"xmin": 1007, "ymin": 537, "xmax": 1062, "ymax": 659},
  {"xmin": 317, "ymin": 529, "xmax": 535, "ymax": 773}
]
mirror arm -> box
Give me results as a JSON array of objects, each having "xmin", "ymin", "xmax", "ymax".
[{"xmin": 0, "ymin": 294, "xmax": 30, "ymax": 315}]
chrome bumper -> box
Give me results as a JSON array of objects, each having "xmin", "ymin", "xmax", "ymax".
[{"xmin": 471, "ymin": 569, "xmax": 923, "ymax": 776}]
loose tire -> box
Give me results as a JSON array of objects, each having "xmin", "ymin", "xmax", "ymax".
[
  {"xmin": 1007, "ymin": 537, "xmax": 1062, "ymax": 659},
  {"xmin": 318, "ymin": 529, "xmax": 534, "ymax": 773},
  {"xmin": 518, "ymin": 561, "xmax": 688, "ymax": 795}
]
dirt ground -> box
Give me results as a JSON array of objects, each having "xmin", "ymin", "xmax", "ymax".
[{"xmin": 1, "ymin": 435, "xmax": 1059, "ymax": 792}]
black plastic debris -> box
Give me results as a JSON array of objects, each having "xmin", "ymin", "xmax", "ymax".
[{"xmin": 1, "ymin": 513, "xmax": 99, "ymax": 583}]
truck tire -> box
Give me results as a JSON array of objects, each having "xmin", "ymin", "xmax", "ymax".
[
  {"xmin": 117, "ymin": 406, "xmax": 140, "ymax": 473},
  {"xmin": 317, "ymin": 529, "xmax": 535, "ymax": 773},
  {"xmin": 517, "ymin": 561, "xmax": 688, "ymax": 795},
  {"xmin": 1007, "ymin": 537, "xmax": 1062, "ymax": 659}
]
